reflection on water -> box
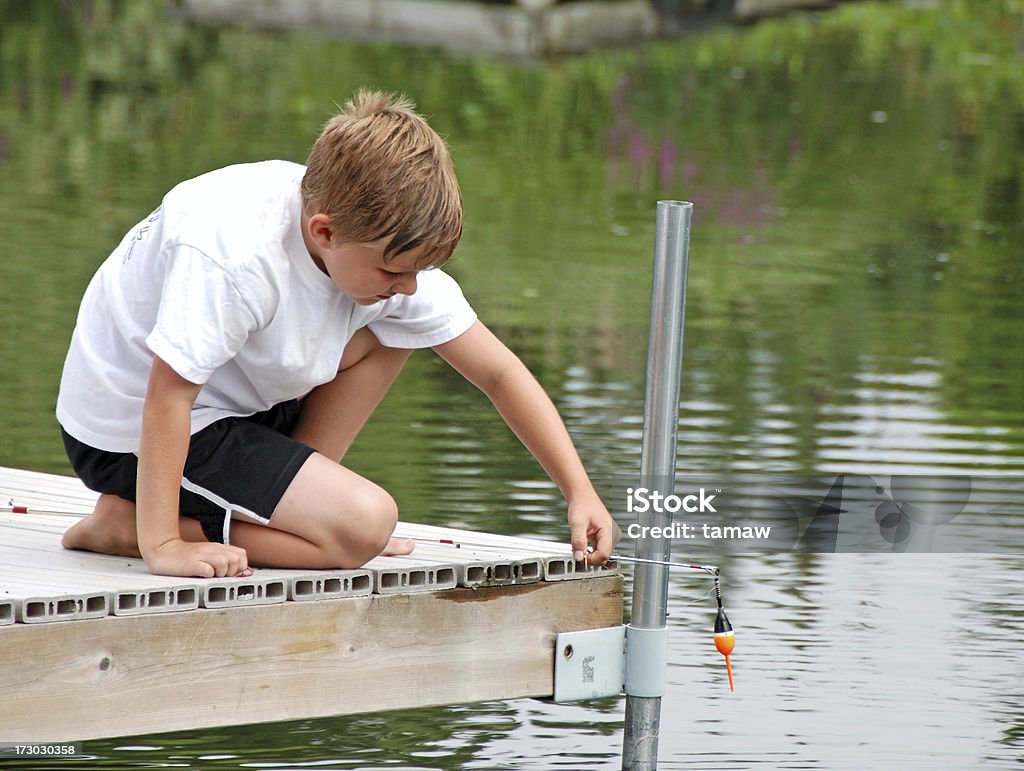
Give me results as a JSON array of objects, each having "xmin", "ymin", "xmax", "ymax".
[
  {"xmin": 663, "ymin": 553, "xmax": 1024, "ymax": 771},
  {"xmin": 818, "ymin": 365, "xmax": 1024, "ymax": 473},
  {"xmin": 0, "ymin": 0, "xmax": 1022, "ymax": 768}
]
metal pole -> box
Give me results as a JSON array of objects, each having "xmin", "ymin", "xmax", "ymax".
[{"xmin": 622, "ymin": 200, "xmax": 692, "ymax": 771}]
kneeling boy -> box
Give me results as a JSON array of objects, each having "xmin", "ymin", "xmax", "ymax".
[{"xmin": 57, "ymin": 90, "xmax": 617, "ymax": 578}]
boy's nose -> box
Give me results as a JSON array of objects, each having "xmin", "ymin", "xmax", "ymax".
[{"xmin": 394, "ymin": 273, "xmax": 417, "ymax": 296}]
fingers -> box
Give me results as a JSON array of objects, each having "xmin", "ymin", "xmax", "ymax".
[
  {"xmin": 586, "ymin": 526, "xmax": 615, "ymax": 565},
  {"xmin": 570, "ymin": 526, "xmax": 588, "ymax": 563},
  {"xmin": 567, "ymin": 499, "xmax": 620, "ymax": 566},
  {"xmin": 198, "ymin": 543, "xmax": 249, "ymax": 578},
  {"xmin": 593, "ymin": 516, "xmax": 625, "ymax": 565},
  {"xmin": 147, "ymin": 539, "xmax": 249, "ymax": 579},
  {"xmin": 193, "ymin": 559, "xmax": 252, "ymax": 579}
]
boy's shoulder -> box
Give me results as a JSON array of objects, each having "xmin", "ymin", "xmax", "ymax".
[
  {"xmin": 160, "ymin": 160, "xmax": 305, "ymax": 263},
  {"xmin": 154, "ymin": 161, "xmax": 310, "ymax": 315},
  {"xmin": 164, "ymin": 160, "xmax": 304, "ymax": 214}
]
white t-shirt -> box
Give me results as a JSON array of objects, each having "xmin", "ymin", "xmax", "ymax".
[{"xmin": 57, "ymin": 161, "xmax": 477, "ymax": 453}]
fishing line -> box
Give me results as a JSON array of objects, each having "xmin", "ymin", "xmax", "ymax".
[
  {"xmin": 680, "ymin": 582, "xmax": 717, "ymax": 608},
  {"xmin": 610, "ymin": 547, "xmax": 737, "ymax": 693}
]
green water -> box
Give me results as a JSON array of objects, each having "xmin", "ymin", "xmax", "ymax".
[{"xmin": 0, "ymin": 1, "xmax": 1022, "ymax": 768}]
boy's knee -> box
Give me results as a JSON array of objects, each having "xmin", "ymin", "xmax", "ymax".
[
  {"xmin": 358, "ymin": 485, "xmax": 399, "ymax": 548},
  {"xmin": 327, "ymin": 483, "xmax": 398, "ymax": 565}
]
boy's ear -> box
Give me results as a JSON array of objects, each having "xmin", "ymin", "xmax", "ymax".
[{"xmin": 307, "ymin": 213, "xmax": 336, "ymax": 250}]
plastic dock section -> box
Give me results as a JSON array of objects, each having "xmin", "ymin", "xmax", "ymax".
[
  {"xmin": 0, "ymin": 466, "xmax": 611, "ymax": 624},
  {"xmin": 0, "ymin": 466, "xmax": 623, "ymax": 742}
]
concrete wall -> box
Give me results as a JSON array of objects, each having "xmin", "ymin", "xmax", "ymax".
[{"xmin": 176, "ymin": 0, "xmax": 858, "ymax": 56}]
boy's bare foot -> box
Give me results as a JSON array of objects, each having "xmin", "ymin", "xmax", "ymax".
[
  {"xmin": 61, "ymin": 494, "xmax": 141, "ymax": 558},
  {"xmin": 381, "ymin": 537, "xmax": 415, "ymax": 556}
]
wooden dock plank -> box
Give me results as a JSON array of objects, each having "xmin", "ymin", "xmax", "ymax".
[{"xmin": 0, "ymin": 575, "xmax": 624, "ymax": 742}]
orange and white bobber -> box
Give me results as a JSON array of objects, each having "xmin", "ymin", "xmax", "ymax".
[{"xmin": 713, "ymin": 578, "xmax": 735, "ymax": 692}]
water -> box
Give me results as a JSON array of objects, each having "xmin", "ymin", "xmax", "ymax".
[{"xmin": 1, "ymin": 0, "xmax": 1022, "ymax": 767}]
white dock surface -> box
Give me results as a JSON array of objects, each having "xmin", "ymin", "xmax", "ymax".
[{"xmin": 0, "ymin": 466, "xmax": 612, "ymax": 624}]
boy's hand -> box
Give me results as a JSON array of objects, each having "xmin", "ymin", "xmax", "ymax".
[
  {"xmin": 568, "ymin": 496, "xmax": 622, "ymax": 566},
  {"xmin": 144, "ymin": 537, "xmax": 250, "ymax": 578}
]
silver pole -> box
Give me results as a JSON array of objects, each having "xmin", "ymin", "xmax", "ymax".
[{"xmin": 622, "ymin": 200, "xmax": 692, "ymax": 771}]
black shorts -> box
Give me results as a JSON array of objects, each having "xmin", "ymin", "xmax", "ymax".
[{"xmin": 61, "ymin": 400, "xmax": 316, "ymax": 544}]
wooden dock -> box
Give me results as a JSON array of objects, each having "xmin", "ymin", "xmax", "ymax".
[{"xmin": 0, "ymin": 466, "xmax": 623, "ymax": 742}]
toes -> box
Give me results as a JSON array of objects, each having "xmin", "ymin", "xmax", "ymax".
[{"xmin": 381, "ymin": 537, "xmax": 415, "ymax": 556}]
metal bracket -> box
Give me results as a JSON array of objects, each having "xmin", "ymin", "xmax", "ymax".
[
  {"xmin": 552, "ymin": 623, "xmax": 671, "ymax": 702},
  {"xmin": 553, "ymin": 625, "xmax": 626, "ymax": 702},
  {"xmin": 623, "ymin": 624, "xmax": 668, "ymax": 697}
]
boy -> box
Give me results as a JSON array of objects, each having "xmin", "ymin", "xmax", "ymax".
[{"xmin": 57, "ymin": 90, "xmax": 618, "ymax": 579}]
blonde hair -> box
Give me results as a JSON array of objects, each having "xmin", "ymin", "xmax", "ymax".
[{"xmin": 301, "ymin": 90, "xmax": 463, "ymax": 267}]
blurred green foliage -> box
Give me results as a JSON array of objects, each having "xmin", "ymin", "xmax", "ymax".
[{"xmin": 0, "ymin": 0, "xmax": 1020, "ymax": 480}]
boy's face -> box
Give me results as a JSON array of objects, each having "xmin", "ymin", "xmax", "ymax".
[{"xmin": 316, "ymin": 237, "xmax": 429, "ymax": 306}]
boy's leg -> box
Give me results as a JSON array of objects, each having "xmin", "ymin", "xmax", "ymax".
[
  {"xmin": 226, "ymin": 329, "xmax": 416, "ymax": 568},
  {"xmin": 63, "ymin": 467, "xmax": 409, "ymax": 566},
  {"xmin": 65, "ymin": 462, "xmax": 401, "ymax": 570},
  {"xmin": 206, "ymin": 329, "xmax": 413, "ymax": 569},
  {"xmin": 290, "ymin": 327, "xmax": 414, "ymax": 462},
  {"xmin": 217, "ymin": 456, "xmax": 399, "ymax": 569}
]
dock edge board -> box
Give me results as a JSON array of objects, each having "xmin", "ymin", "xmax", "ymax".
[{"xmin": 0, "ymin": 574, "xmax": 625, "ymax": 742}]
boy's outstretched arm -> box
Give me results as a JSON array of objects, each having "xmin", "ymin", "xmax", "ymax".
[
  {"xmin": 137, "ymin": 357, "xmax": 249, "ymax": 577},
  {"xmin": 433, "ymin": 321, "xmax": 620, "ymax": 565}
]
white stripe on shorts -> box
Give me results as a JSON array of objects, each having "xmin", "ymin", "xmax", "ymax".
[{"xmin": 181, "ymin": 475, "xmax": 271, "ymax": 545}]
